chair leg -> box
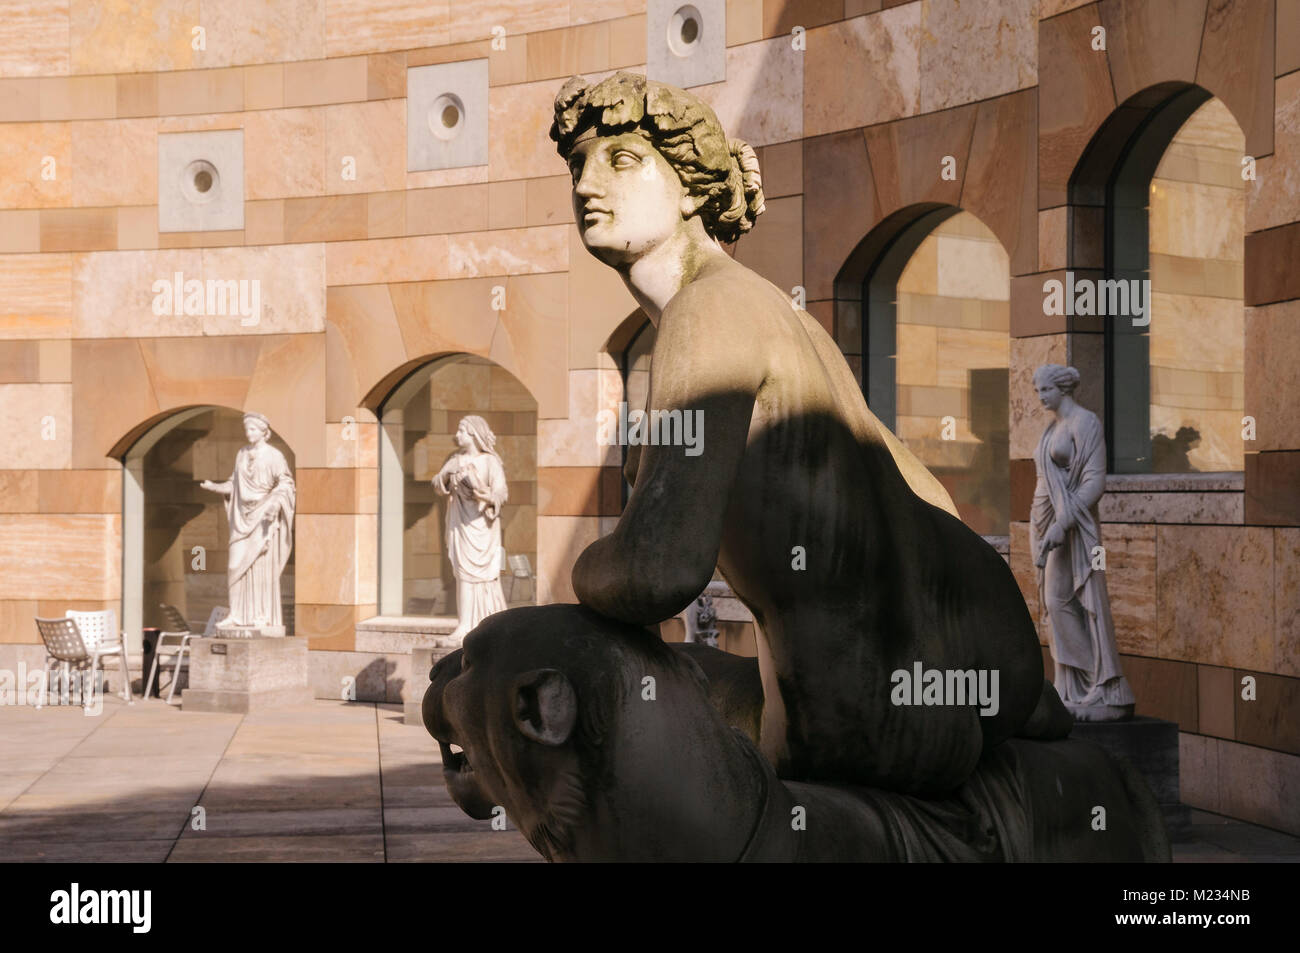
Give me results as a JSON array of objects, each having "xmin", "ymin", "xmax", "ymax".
[
  {"xmin": 117, "ymin": 650, "xmax": 133, "ymax": 704},
  {"xmin": 61, "ymin": 661, "xmax": 70, "ymax": 706},
  {"xmin": 166, "ymin": 644, "xmax": 186, "ymax": 705},
  {"xmin": 145, "ymin": 648, "xmax": 162, "ymax": 702},
  {"xmin": 35, "ymin": 658, "xmax": 50, "ymax": 709}
]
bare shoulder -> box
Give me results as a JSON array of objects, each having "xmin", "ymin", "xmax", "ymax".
[{"xmin": 661, "ymin": 257, "xmax": 794, "ymax": 339}]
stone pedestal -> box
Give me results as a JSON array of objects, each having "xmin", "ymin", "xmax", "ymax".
[
  {"xmin": 216, "ymin": 624, "xmax": 285, "ymax": 638},
  {"xmin": 1071, "ymin": 715, "xmax": 1189, "ymax": 836},
  {"xmin": 406, "ymin": 645, "xmax": 463, "ymax": 725},
  {"xmin": 182, "ymin": 637, "xmax": 313, "ymax": 713},
  {"xmin": 354, "ymin": 617, "xmax": 463, "ymax": 722}
]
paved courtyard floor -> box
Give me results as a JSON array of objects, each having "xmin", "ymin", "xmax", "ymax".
[{"xmin": 1, "ymin": 696, "xmax": 1295, "ymax": 863}]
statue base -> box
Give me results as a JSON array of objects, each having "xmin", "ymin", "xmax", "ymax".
[
  {"xmin": 405, "ymin": 643, "xmax": 464, "ymax": 725},
  {"xmin": 182, "ymin": 637, "xmax": 312, "ymax": 713},
  {"xmin": 1070, "ymin": 715, "xmax": 1189, "ymax": 836},
  {"xmin": 214, "ymin": 623, "xmax": 285, "ymax": 639},
  {"xmin": 1067, "ymin": 701, "xmax": 1134, "ymax": 722}
]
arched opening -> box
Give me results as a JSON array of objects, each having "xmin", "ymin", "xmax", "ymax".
[
  {"xmin": 119, "ymin": 406, "xmax": 296, "ymax": 651},
  {"xmin": 856, "ymin": 206, "xmax": 1012, "ymax": 536},
  {"xmin": 375, "ymin": 354, "xmax": 538, "ymax": 617},
  {"xmin": 1071, "ymin": 84, "xmax": 1245, "ymax": 474}
]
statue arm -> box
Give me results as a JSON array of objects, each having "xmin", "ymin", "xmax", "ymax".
[
  {"xmin": 1059, "ymin": 415, "xmax": 1107, "ymax": 530},
  {"xmin": 572, "ymin": 282, "xmax": 763, "ymax": 624}
]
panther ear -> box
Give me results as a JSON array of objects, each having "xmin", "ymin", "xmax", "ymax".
[{"xmin": 512, "ymin": 669, "xmax": 578, "ymax": 746}]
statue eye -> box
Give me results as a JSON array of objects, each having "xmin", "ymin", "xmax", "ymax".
[{"xmin": 612, "ymin": 151, "xmax": 639, "ymax": 169}]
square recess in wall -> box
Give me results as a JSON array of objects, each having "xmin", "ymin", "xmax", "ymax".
[
  {"xmin": 407, "ymin": 59, "xmax": 489, "ymax": 172},
  {"xmin": 158, "ymin": 129, "xmax": 245, "ymax": 233},
  {"xmin": 647, "ymin": 0, "xmax": 725, "ymax": 89}
]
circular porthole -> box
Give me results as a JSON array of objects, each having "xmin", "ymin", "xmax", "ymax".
[
  {"xmin": 429, "ymin": 93, "xmax": 465, "ymax": 141},
  {"xmin": 180, "ymin": 159, "xmax": 220, "ymax": 205},
  {"xmin": 667, "ymin": 5, "xmax": 703, "ymax": 58}
]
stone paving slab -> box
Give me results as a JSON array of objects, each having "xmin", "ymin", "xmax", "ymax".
[{"xmin": 167, "ymin": 833, "xmax": 387, "ymax": 863}]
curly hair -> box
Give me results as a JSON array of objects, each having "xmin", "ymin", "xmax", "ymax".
[
  {"xmin": 550, "ymin": 71, "xmax": 765, "ymax": 244},
  {"xmin": 1032, "ymin": 364, "xmax": 1081, "ymax": 395}
]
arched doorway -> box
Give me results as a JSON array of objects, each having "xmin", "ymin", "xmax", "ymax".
[
  {"xmin": 848, "ymin": 206, "xmax": 1013, "ymax": 536},
  {"xmin": 1071, "ymin": 84, "xmax": 1246, "ymax": 475},
  {"xmin": 375, "ymin": 354, "xmax": 538, "ymax": 617}
]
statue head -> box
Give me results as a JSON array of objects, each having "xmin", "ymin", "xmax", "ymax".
[
  {"xmin": 1032, "ymin": 364, "xmax": 1080, "ymax": 412},
  {"xmin": 550, "ymin": 72, "xmax": 765, "ymax": 266},
  {"xmin": 423, "ymin": 604, "xmax": 736, "ymax": 861},
  {"xmin": 243, "ymin": 412, "xmax": 272, "ymax": 444},
  {"xmin": 454, "ymin": 415, "xmax": 498, "ymax": 456}
]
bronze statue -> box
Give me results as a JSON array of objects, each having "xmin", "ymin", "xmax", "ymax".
[
  {"xmin": 555, "ymin": 71, "xmax": 1065, "ymax": 793},
  {"xmin": 423, "ymin": 606, "xmax": 1168, "ymax": 862}
]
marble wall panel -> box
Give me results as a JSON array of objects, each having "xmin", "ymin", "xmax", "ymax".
[
  {"xmin": 325, "ymin": 0, "xmax": 449, "ymax": 58},
  {"xmin": 37, "ymin": 469, "xmax": 120, "ymax": 514},
  {"xmin": 0, "ymin": 384, "xmax": 72, "ymax": 470},
  {"xmin": 801, "ymin": 130, "xmax": 877, "ymax": 301},
  {"xmin": 1037, "ymin": 4, "xmax": 1115, "ymax": 209},
  {"xmin": 1100, "ymin": 523, "xmax": 1157, "ymax": 656},
  {"xmin": 1246, "ymin": 72, "xmax": 1300, "ymax": 235},
  {"xmin": 70, "ymin": 0, "xmax": 197, "ymax": 74},
  {"xmin": 731, "ymin": 196, "xmax": 803, "ymax": 300},
  {"xmin": 536, "ymin": 514, "xmax": 599, "ymax": 604},
  {"xmin": 918, "ymin": 0, "xmax": 1037, "ymax": 113},
  {"xmin": 325, "ymin": 284, "xmax": 408, "ymax": 417},
  {"xmin": 70, "ymin": 339, "xmax": 158, "ymax": 468},
  {"xmin": 1156, "ymin": 525, "xmax": 1275, "ymax": 671},
  {"xmin": 0, "ymin": 254, "xmax": 72, "ymax": 340},
  {"xmin": 448, "ymin": 0, "xmax": 570, "ymax": 44},
  {"xmin": 243, "ymin": 333, "xmax": 327, "ymax": 468},
  {"xmin": 1195, "ymin": 0, "xmax": 1276, "ymax": 158},
  {"xmin": 0, "ymin": 514, "xmax": 119, "ymax": 601},
  {"xmin": 0, "ymin": 1, "xmax": 69, "ymax": 77},
  {"xmin": 72, "ymin": 248, "xmax": 208, "ymax": 341},
  {"xmin": 0, "ymin": 122, "xmax": 71, "ymax": 208},
  {"xmin": 193, "ymin": 0, "xmax": 325, "ymax": 69},
  {"xmin": 538, "ymin": 369, "xmax": 620, "ymax": 467},
  {"xmin": 136, "ymin": 335, "xmax": 261, "ymax": 409},
  {"xmin": 200, "ymin": 244, "xmax": 327, "ymax": 336},
  {"xmin": 803, "ymin": 5, "xmax": 921, "ymax": 138},
  {"xmin": 488, "ymin": 79, "xmax": 569, "ymax": 183},
  {"xmin": 1098, "ymin": 0, "xmax": 1204, "ymax": 105},
  {"xmin": 962, "ymin": 89, "xmax": 1038, "ymax": 277},
  {"xmin": 387, "ymin": 277, "xmax": 500, "ymax": 359},
  {"xmin": 694, "ymin": 35, "xmax": 803, "ymax": 148},
  {"xmin": 294, "ymin": 514, "xmax": 375, "ymax": 606},
  {"xmin": 495, "ymin": 274, "xmax": 568, "ymax": 420},
  {"xmin": 1277, "ymin": 528, "xmax": 1300, "ymax": 678}
]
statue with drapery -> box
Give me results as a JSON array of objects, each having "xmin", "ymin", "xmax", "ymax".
[{"xmin": 199, "ymin": 412, "xmax": 296, "ymax": 634}]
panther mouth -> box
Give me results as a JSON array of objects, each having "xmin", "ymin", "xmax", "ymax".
[
  {"xmin": 440, "ymin": 740, "xmax": 471, "ymax": 775},
  {"xmin": 438, "ymin": 739, "xmax": 497, "ymax": 820}
]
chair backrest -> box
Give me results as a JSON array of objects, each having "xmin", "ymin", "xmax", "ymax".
[
  {"xmin": 35, "ymin": 617, "xmax": 88, "ymax": 662},
  {"xmin": 202, "ymin": 606, "xmax": 230, "ymax": 637},
  {"xmin": 508, "ymin": 554, "xmax": 532, "ymax": 578},
  {"xmin": 65, "ymin": 609, "xmax": 118, "ymax": 650},
  {"xmin": 158, "ymin": 603, "xmax": 191, "ymax": 634}
]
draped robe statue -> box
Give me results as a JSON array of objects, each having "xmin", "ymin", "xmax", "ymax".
[
  {"xmin": 1029, "ymin": 365, "xmax": 1134, "ymax": 721},
  {"xmin": 199, "ymin": 413, "xmax": 296, "ymax": 634},
  {"xmin": 433, "ymin": 415, "xmax": 509, "ymax": 639}
]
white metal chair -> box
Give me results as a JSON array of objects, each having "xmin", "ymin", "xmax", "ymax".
[
  {"xmin": 146, "ymin": 604, "xmax": 228, "ymax": 704},
  {"xmin": 505, "ymin": 554, "xmax": 536, "ymax": 602},
  {"xmin": 32, "ymin": 614, "xmax": 131, "ymax": 709},
  {"xmin": 64, "ymin": 609, "xmax": 134, "ymax": 705}
]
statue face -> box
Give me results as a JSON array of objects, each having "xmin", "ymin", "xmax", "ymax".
[
  {"xmin": 454, "ymin": 420, "xmax": 473, "ymax": 451},
  {"xmin": 1036, "ymin": 379, "xmax": 1064, "ymax": 411},
  {"xmin": 244, "ymin": 420, "xmax": 268, "ymax": 443},
  {"xmin": 567, "ymin": 131, "xmax": 690, "ymax": 266}
]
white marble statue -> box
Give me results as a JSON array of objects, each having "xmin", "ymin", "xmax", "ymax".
[
  {"xmin": 1030, "ymin": 364, "xmax": 1134, "ymax": 721},
  {"xmin": 433, "ymin": 416, "xmax": 509, "ymax": 638},
  {"xmin": 199, "ymin": 412, "xmax": 296, "ymax": 634}
]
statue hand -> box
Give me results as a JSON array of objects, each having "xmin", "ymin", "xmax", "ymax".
[{"xmin": 1045, "ymin": 523, "xmax": 1067, "ymax": 549}]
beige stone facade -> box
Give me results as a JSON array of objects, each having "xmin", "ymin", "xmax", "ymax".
[{"xmin": 0, "ymin": 0, "xmax": 1296, "ymax": 834}]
